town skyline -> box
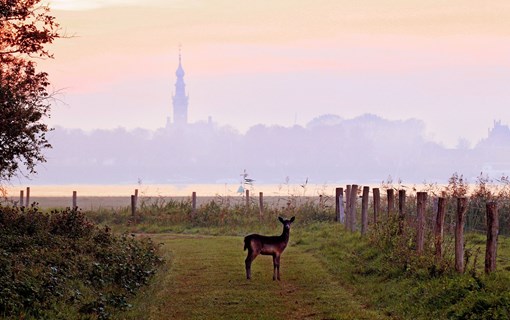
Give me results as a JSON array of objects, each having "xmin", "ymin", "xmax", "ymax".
[
  {"xmin": 15, "ymin": 111, "xmax": 507, "ymax": 188},
  {"xmin": 40, "ymin": 0, "xmax": 510, "ymax": 148},
  {"xmin": 27, "ymin": 42, "xmax": 510, "ymax": 187}
]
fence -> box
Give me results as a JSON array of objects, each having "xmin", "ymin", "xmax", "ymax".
[
  {"xmin": 337, "ymin": 184, "xmax": 502, "ymax": 274},
  {"xmin": 9, "ymin": 188, "xmax": 293, "ymax": 216},
  {"xmin": 8, "ymin": 184, "xmax": 504, "ymax": 274}
]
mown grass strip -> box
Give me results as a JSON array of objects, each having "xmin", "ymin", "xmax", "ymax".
[{"xmin": 119, "ymin": 233, "xmax": 389, "ymax": 320}]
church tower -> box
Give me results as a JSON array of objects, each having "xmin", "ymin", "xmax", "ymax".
[{"xmin": 172, "ymin": 49, "xmax": 188, "ymax": 126}]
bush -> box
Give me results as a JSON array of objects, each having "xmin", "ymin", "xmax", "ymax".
[{"xmin": 0, "ymin": 205, "xmax": 163, "ymax": 319}]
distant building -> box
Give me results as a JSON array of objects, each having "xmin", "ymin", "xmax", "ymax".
[
  {"xmin": 477, "ymin": 120, "xmax": 510, "ymax": 178},
  {"xmin": 478, "ymin": 120, "xmax": 510, "ymax": 149},
  {"xmin": 171, "ymin": 50, "xmax": 189, "ymax": 127},
  {"xmin": 488, "ymin": 120, "xmax": 510, "ymax": 143}
]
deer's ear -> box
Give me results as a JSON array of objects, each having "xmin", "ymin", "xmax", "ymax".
[
  {"xmin": 290, "ymin": 216, "xmax": 295, "ymax": 223},
  {"xmin": 278, "ymin": 217, "xmax": 284, "ymax": 223}
]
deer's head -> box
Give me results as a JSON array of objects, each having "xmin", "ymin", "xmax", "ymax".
[{"xmin": 278, "ymin": 216, "xmax": 295, "ymax": 230}]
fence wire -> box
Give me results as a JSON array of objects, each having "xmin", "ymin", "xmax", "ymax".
[{"xmin": 358, "ymin": 195, "xmax": 510, "ymax": 236}]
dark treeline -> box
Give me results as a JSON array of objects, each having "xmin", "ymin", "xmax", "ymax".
[{"xmin": 38, "ymin": 114, "xmax": 510, "ymax": 184}]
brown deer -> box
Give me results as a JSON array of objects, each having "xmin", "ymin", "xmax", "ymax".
[{"xmin": 244, "ymin": 216, "xmax": 295, "ymax": 280}]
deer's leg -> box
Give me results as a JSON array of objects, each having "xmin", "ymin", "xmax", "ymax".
[
  {"xmin": 275, "ymin": 255, "xmax": 281, "ymax": 281},
  {"xmin": 245, "ymin": 250, "xmax": 256, "ymax": 280},
  {"xmin": 272, "ymin": 254, "xmax": 280, "ymax": 281}
]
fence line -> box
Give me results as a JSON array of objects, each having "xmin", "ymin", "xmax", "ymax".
[
  {"xmin": 338, "ymin": 185, "xmax": 502, "ymax": 274},
  {"xmin": 6, "ymin": 184, "xmax": 504, "ymax": 274}
]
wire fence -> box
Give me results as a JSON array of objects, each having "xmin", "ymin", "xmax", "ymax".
[{"xmin": 376, "ymin": 194, "xmax": 510, "ymax": 236}]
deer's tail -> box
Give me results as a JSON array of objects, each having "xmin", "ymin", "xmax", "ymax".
[{"xmin": 243, "ymin": 236, "xmax": 249, "ymax": 251}]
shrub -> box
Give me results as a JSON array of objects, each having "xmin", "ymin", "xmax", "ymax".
[{"xmin": 0, "ymin": 205, "xmax": 163, "ymax": 319}]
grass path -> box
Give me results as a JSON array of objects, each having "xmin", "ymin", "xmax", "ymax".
[{"xmin": 119, "ymin": 234, "xmax": 390, "ymax": 320}]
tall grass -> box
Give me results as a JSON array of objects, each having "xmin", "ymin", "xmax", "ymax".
[{"xmin": 83, "ymin": 194, "xmax": 336, "ymax": 235}]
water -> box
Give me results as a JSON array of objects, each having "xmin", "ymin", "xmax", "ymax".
[{"xmin": 4, "ymin": 183, "xmax": 337, "ymax": 197}]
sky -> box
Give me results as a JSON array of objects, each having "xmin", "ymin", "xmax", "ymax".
[{"xmin": 41, "ymin": 0, "xmax": 510, "ymax": 148}]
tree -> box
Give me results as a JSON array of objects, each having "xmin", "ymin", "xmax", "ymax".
[{"xmin": 0, "ymin": 0, "xmax": 59, "ymax": 181}]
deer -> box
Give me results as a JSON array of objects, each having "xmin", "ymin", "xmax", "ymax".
[{"xmin": 244, "ymin": 216, "xmax": 295, "ymax": 280}]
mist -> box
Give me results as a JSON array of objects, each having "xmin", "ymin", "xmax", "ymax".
[{"xmin": 31, "ymin": 114, "xmax": 509, "ymax": 186}]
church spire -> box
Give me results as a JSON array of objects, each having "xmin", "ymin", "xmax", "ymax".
[
  {"xmin": 176, "ymin": 46, "xmax": 185, "ymax": 78},
  {"xmin": 172, "ymin": 46, "xmax": 188, "ymax": 126}
]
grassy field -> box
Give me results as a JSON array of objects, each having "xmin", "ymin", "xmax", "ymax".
[
  {"xmin": 5, "ymin": 181, "xmax": 510, "ymax": 319},
  {"xmin": 6, "ymin": 195, "xmax": 331, "ymax": 211},
  {"xmin": 118, "ymin": 231, "xmax": 388, "ymax": 320},
  {"xmin": 110, "ymin": 218, "xmax": 510, "ymax": 320}
]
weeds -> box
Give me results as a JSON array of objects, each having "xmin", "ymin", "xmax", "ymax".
[{"xmin": 83, "ymin": 194, "xmax": 335, "ymax": 236}]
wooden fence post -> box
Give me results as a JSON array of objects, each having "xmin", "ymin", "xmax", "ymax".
[
  {"xmin": 336, "ymin": 187, "xmax": 344, "ymax": 223},
  {"xmin": 373, "ymin": 188, "xmax": 380, "ymax": 225},
  {"xmin": 72, "ymin": 191, "xmax": 77, "ymax": 209},
  {"xmin": 398, "ymin": 190, "xmax": 406, "ymax": 234},
  {"xmin": 246, "ymin": 189, "xmax": 250, "ymax": 208},
  {"xmin": 361, "ymin": 186, "xmax": 369, "ymax": 236},
  {"xmin": 134, "ymin": 189, "xmax": 139, "ymax": 208},
  {"xmin": 345, "ymin": 185, "xmax": 351, "ymax": 230},
  {"xmin": 416, "ymin": 192, "xmax": 427, "ymax": 254},
  {"xmin": 434, "ymin": 197, "xmax": 446, "ymax": 263},
  {"xmin": 319, "ymin": 194, "xmax": 324, "ymax": 209},
  {"xmin": 387, "ymin": 189, "xmax": 394, "ymax": 216},
  {"xmin": 20, "ymin": 190, "xmax": 24, "ymax": 207},
  {"xmin": 26, "ymin": 187, "xmax": 30, "ymax": 207},
  {"xmin": 455, "ymin": 197, "xmax": 467, "ymax": 273},
  {"xmin": 339, "ymin": 188, "xmax": 344, "ymax": 224},
  {"xmin": 335, "ymin": 188, "xmax": 340, "ymax": 222},
  {"xmin": 259, "ymin": 192, "xmax": 264, "ymax": 218},
  {"xmin": 192, "ymin": 192, "xmax": 197, "ymax": 216},
  {"xmin": 485, "ymin": 202, "xmax": 499, "ymax": 274},
  {"xmin": 131, "ymin": 195, "xmax": 136, "ymax": 217},
  {"xmin": 349, "ymin": 184, "xmax": 358, "ymax": 232}
]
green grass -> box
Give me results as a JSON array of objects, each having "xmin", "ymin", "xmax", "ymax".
[
  {"xmin": 118, "ymin": 231, "xmax": 388, "ymax": 320},
  {"xmin": 294, "ymin": 224, "xmax": 510, "ymax": 320},
  {"xmin": 117, "ymin": 223, "xmax": 510, "ymax": 320}
]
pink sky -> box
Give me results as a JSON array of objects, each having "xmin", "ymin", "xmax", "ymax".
[{"xmin": 42, "ymin": 0, "xmax": 510, "ymax": 147}]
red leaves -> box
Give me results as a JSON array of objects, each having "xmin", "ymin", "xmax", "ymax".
[{"xmin": 1, "ymin": 0, "xmax": 60, "ymax": 181}]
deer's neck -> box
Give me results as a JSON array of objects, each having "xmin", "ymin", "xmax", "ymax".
[{"xmin": 280, "ymin": 226, "xmax": 290, "ymax": 243}]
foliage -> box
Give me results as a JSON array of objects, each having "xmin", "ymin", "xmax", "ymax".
[
  {"xmin": 446, "ymin": 172, "xmax": 470, "ymax": 197},
  {"xmin": 0, "ymin": 0, "xmax": 60, "ymax": 181},
  {"xmin": 6, "ymin": 171, "xmax": 510, "ymax": 318},
  {"xmin": 467, "ymin": 173, "xmax": 510, "ymax": 234},
  {"xmin": 344, "ymin": 173, "xmax": 510, "ymax": 318},
  {"xmin": 0, "ymin": 205, "xmax": 163, "ymax": 319}
]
